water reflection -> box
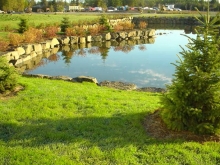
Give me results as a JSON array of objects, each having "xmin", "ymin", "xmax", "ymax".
[
  {"xmin": 147, "ymin": 24, "xmax": 196, "ymax": 34},
  {"xmin": 26, "ymin": 29, "xmax": 196, "ymax": 88},
  {"xmin": 59, "ymin": 38, "xmax": 150, "ymax": 63}
]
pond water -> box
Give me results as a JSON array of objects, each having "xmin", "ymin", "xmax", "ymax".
[{"xmin": 26, "ymin": 29, "xmax": 196, "ymax": 88}]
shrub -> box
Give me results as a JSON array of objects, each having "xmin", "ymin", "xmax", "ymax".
[
  {"xmin": 0, "ymin": 56, "xmax": 19, "ymax": 93},
  {"xmin": 23, "ymin": 31, "xmax": 36, "ymax": 43},
  {"xmin": 75, "ymin": 26, "xmax": 86, "ymax": 37},
  {"xmin": 8, "ymin": 33, "xmax": 24, "ymax": 46},
  {"xmin": 0, "ymin": 40, "xmax": 9, "ymax": 52},
  {"xmin": 44, "ymin": 26, "xmax": 58, "ymax": 38},
  {"xmin": 23, "ymin": 28, "xmax": 43, "ymax": 43},
  {"xmin": 87, "ymin": 26, "xmax": 100, "ymax": 36},
  {"xmin": 118, "ymin": 21, "xmax": 135, "ymax": 30},
  {"xmin": 113, "ymin": 24, "xmax": 123, "ymax": 32},
  {"xmin": 160, "ymin": 7, "xmax": 220, "ymax": 135},
  {"xmin": 65, "ymin": 27, "xmax": 77, "ymax": 36},
  {"xmin": 138, "ymin": 21, "xmax": 148, "ymax": 29}
]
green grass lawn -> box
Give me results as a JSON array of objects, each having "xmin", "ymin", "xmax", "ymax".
[{"xmin": 0, "ymin": 77, "xmax": 220, "ymax": 164}]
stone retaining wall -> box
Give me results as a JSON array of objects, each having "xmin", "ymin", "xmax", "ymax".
[
  {"xmin": 1, "ymin": 29, "xmax": 155, "ymax": 69},
  {"xmin": 132, "ymin": 17, "xmax": 201, "ymax": 25}
]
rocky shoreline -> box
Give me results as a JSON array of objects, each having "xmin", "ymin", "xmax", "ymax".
[{"xmin": 22, "ymin": 73, "xmax": 166, "ymax": 93}]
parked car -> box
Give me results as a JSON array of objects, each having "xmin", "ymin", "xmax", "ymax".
[
  {"xmin": 173, "ymin": 8, "xmax": 182, "ymax": 11},
  {"xmin": 153, "ymin": 7, "xmax": 159, "ymax": 11},
  {"xmin": 94, "ymin": 7, "xmax": 102, "ymax": 12},
  {"xmin": 0, "ymin": 10, "xmax": 5, "ymax": 13},
  {"xmin": 107, "ymin": 7, "xmax": 117, "ymax": 12},
  {"xmin": 143, "ymin": 7, "xmax": 149, "ymax": 10}
]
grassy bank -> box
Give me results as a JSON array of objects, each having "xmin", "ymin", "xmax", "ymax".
[{"xmin": 0, "ymin": 77, "xmax": 220, "ymax": 164}]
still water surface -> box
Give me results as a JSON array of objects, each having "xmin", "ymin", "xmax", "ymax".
[{"xmin": 26, "ymin": 29, "xmax": 196, "ymax": 88}]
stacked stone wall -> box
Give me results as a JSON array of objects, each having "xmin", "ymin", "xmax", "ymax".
[
  {"xmin": 132, "ymin": 17, "xmax": 200, "ymax": 25},
  {"xmin": 1, "ymin": 29, "xmax": 155, "ymax": 71}
]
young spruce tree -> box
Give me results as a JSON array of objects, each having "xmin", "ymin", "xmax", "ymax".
[
  {"xmin": 60, "ymin": 17, "xmax": 71, "ymax": 33},
  {"xmin": 0, "ymin": 56, "xmax": 18, "ymax": 93},
  {"xmin": 160, "ymin": 6, "xmax": 220, "ymax": 135}
]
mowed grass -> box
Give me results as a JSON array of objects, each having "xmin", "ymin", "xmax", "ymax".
[
  {"xmin": 0, "ymin": 13, "xmax": 100, "ymax": 29},
  {"xmin": 0, "ymin": 77, "xmax": 220, "ymax": 164}
]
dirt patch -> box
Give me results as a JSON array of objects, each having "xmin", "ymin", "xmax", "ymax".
[
  {"xmin": 0, "ymin": 85, "xmax": 24, "ymax": 100},
  {"xmin": 144, "ymin": 110, "xmax": 220, "ymax": 142}
]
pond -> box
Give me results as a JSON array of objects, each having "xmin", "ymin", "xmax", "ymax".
[{"xmin": 25, "ymin": 29, "xmax": 196, "ymax": 88}]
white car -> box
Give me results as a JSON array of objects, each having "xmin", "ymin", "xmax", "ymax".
[
  {"xmin": 0, "ymin": 10, "xmax": 5, "ymax": 13},
  {"xmin": 107, "ymin": 7, "xmax": 117, "ymax": 12},
  {"xmin": 143, "ymin": 7, "xmax": 149, "ymax": 10},
  {"xmin": 174, "ymin": 8, "xmax": 182, "ymax": 11}
]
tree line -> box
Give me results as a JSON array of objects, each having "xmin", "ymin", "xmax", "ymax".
[{"xmin": 0, "ymin": 0, "xmax": 219, "ymax": 12}]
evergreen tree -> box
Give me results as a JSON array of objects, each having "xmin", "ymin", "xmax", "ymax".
[
  {"xmin": 18, "ymin": 18, "xmax": 28, "ymax": 33},
  {"xmin": 0, "ymin": 57, "xmax": 19, "ymax": 93},
  {"xmin": 160, "ymin": 6, "xmax": 220, "ymax": 135},
  {"xmin": 60, "ymin": 17, "xmax": 71, "ymax": 33}
]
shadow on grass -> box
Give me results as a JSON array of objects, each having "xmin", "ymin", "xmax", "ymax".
[{"xmin": 0, "ymin": 112, "xmax": 171, "ymax": 149}]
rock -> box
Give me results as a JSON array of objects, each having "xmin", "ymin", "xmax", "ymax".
[
  {"xmin": 51, "ymin": 38, "xmax": 60, "ymax": 48},
  {"xmin": 15, "ymin": 47, "xmax": 25, "ymax": 56},
  {"xmin": 92, "ymin": 35, "xmax": 102, "ymax": 42},
  {"xmin": 50, "ymin": 75, "xmax": 72, "ymax": 81},
  {"xmin": 70, "ymin": 36, "xmax": 79, "ymax": 44},
  {"xmin": 99, "ymin": 81, "xmax": 137, "ymax": 90},
  {"xmin": 72, "ymin": 76, "xmax": 98, "ymax": 84},
  {"xmin": 33, "ymin": 44, "xmax": 42, "ymax": 54},
  {"xmin": 79, "ymin": 37, "xmax": 86, "ymax": 44},
  {"xmin": 135, "ymin": 87, "xmax": 166, "ymax": 93},
  {"xmin": 148, "ymin": 29, "xmax": 156, "ymax": 37}
]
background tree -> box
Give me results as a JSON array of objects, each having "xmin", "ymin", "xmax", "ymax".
[
  {"xmin": 160, "ymin": 5, "xmax": 220, "ymax": 135},
  {"xmin": 56, "ymin": 0, "xmax": 65, "ymax": 12},
  {"xmin": 26, "ymin": 0, "xmax": 37, "ymax": 7},
  {"xmin": 97, "ymin": 0, "xmax": 107, "ymax": 10}
]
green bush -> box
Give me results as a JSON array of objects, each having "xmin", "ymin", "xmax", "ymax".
[
  {"xmin": 160, "ymin": 8, "xmax": 220, "ymax": 135},
  {"xmin": 0, "ymin": 56, "xmax": 19, "ymax": 93}
]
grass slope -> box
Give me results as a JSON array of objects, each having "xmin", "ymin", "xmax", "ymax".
[{"xmin": 0, "ymin": 77, "xmax": 220, "ymax": 164}]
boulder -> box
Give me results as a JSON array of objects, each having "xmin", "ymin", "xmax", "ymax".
[
  {"xmin": 99, "ymin": 81, "xmax": 137, "ymax": 90},
  {"xmin": 23, "ymin": 44, "xmax": 33, "ymax": 54},
  {"xmin": 33, "ymin": 44, "xmax": 42, "ymax": 54},
  {"xmin": 63, "ymin": 37, "xmax": 70, "ymax": 45},
  {"xmin": 16, "ymin": 47, "xmax": 25, "ymax": 56},
  {"xmin": 51, "ymin": 38, "xmax": 60, "ymax": 48},
  {"xmin": 79, "ymin": 37, "xmax": 86, "ymax": 44},
  {"xmin": 70, "ymin": 36, "xmax": 79, "ymax": 44},
  {"xmin": 92, "ymin": 35, "xmax": 102, "ymax": 42},
  {"xmin": 148, "ymin": 29, "xmax": 156, "ymax": 37},
  {"xmin": 72, "ymin": 76, "xmax": 98, "ymax": 84},
  {"xmin": 110, "ymin": 32, "xmax": 119, "ymax": 40}
]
